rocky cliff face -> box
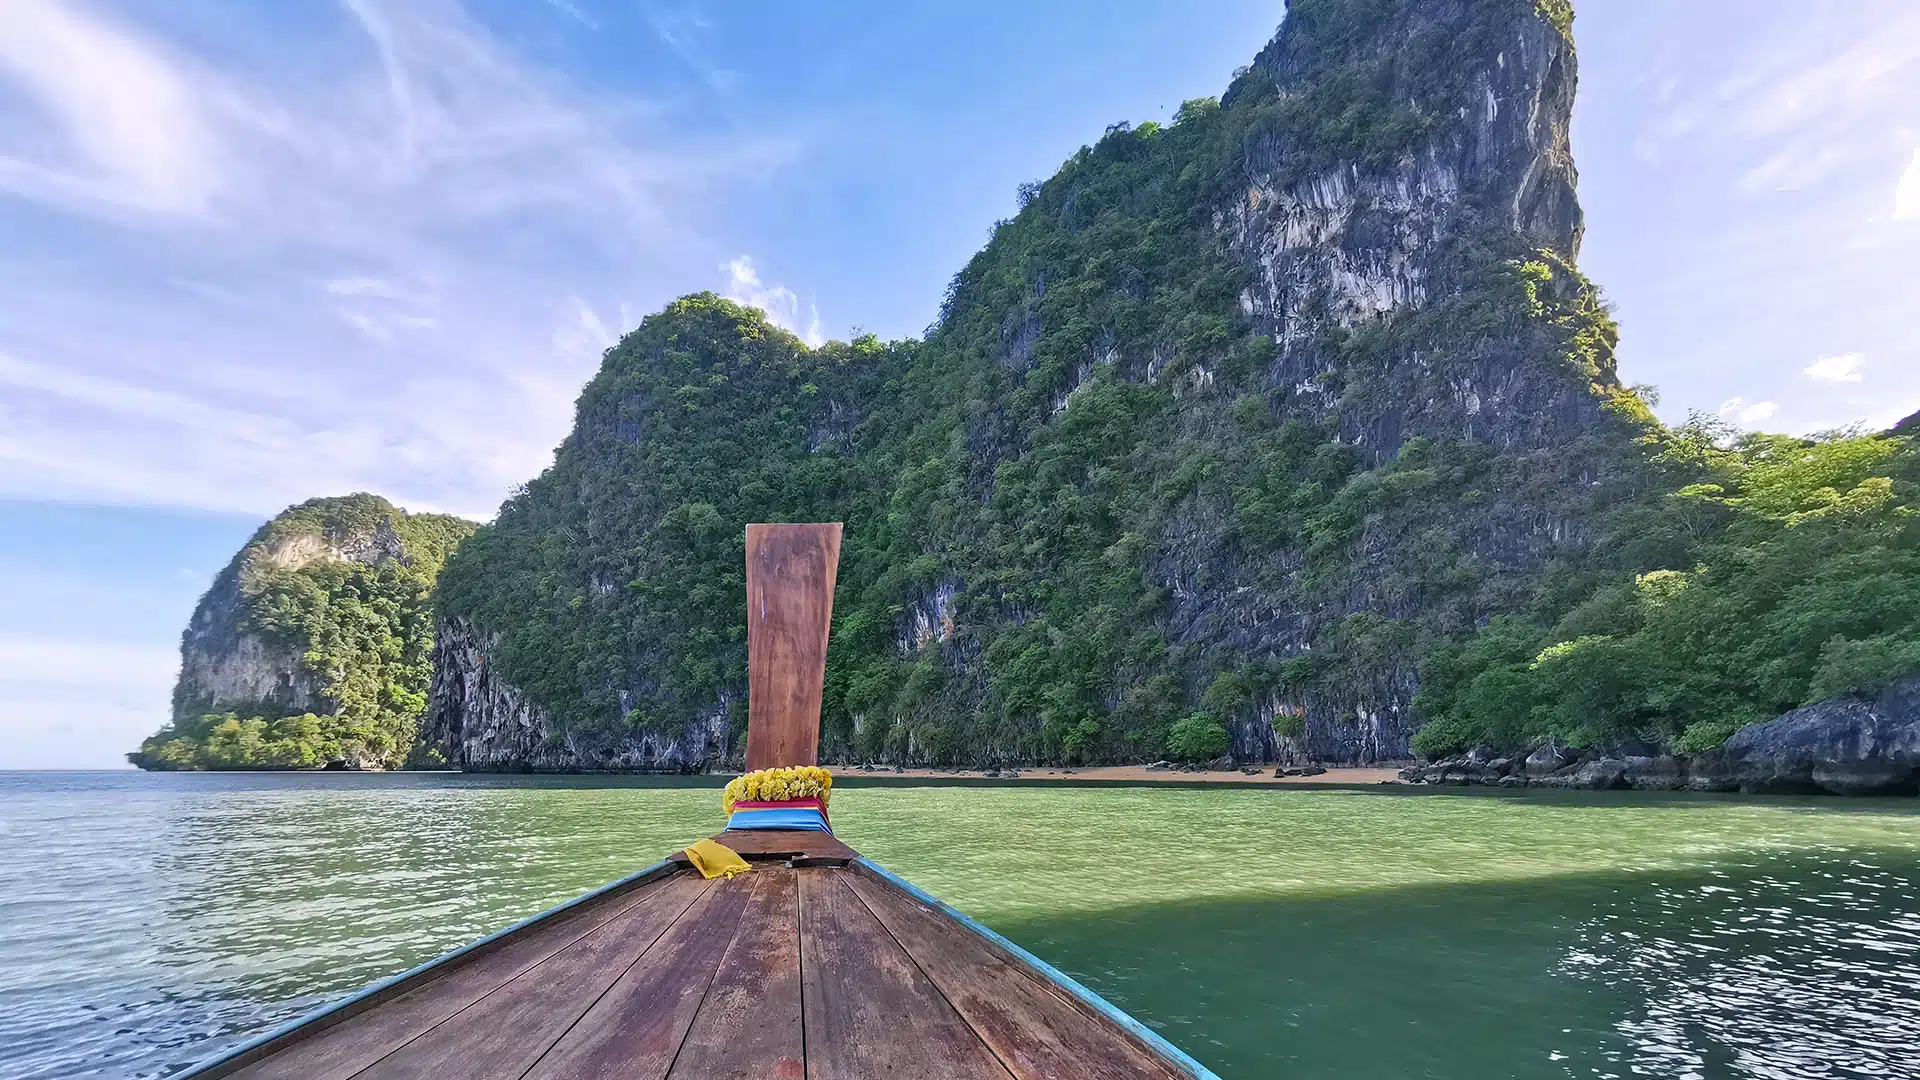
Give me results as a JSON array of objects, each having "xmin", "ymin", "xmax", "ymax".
[
  {"xmin": 1229, "ymin": 0, "xmax": 1592, "ymax": 453},
  {"xmin": 425, "ymin": 617, "xmax": 724, "ymax": 771},
  {"xmin": 1136, "ymin": 0, "xmax": 1634, "ymax": 762},
  {"xmin": 172, "ymin": 508, "xmax": 410, "ymax": 720},
  {"xmin": 431, "ymin": 0, "xmax": 1650, "ymax": 771}
]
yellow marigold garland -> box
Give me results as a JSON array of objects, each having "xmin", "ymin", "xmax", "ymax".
[{"xmin": 723, "ymin": 765, "xmax": 832, "ymax": 814}]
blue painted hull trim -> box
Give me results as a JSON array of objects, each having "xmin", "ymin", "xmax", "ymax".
[
  {"xmin": 174, "ymin": 858, "xmax": 682, "ymax": 1079},
  {"xmin": 725, "ymin": 806, "xmax": 832, "ymax": 832},
  {"xmin": 854, "ymin": 857, "xmax": 1224, "ymax": 1080}
]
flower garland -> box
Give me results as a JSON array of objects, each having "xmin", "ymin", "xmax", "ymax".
[{"xmin": 723, "ymin": 765, "xmax": 832, "ymax": 814}]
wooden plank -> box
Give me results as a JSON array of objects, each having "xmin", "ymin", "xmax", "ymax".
[
  {"xmin": 844, "ymin": 872, "xmax": 1185, "ymax": 1080},
  {"xmin": 744, "ymin": 522, "xmax": 842, "ymax": 770},
  {"xmin": 524, "ymin": 873, "xmax": 755, "ymax": 1080},
  {"xmin": 225, "ymin": 873, "xmax": 681, "ymax": 1080},
  {"xmin": 348, "ymin": 873, "xmax": 712, "ymax": 1080},
  {"xmin": 697, "ymin": 829, "xmax": 860, "ymax": 862},
  {"xmin": 798, "ymin": 869, "xmax": 1012, "ymax": 1080},
  {"xmin": 666, "ymin": 868, "xmax": 805, "ymax": 1080}
]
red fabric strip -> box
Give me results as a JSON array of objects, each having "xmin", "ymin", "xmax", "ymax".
[{"xmin": 729, "ymin": 797, "xmax": 827, "ymax": 812}]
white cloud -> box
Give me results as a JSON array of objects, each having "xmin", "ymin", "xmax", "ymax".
[
  {"xmin": 328, "ymin": 276, "xmax": 440, "ymax": 342},
  {"xmin": 723, "ymin": 256, "xmax": 825, "ymax": 347},
  {"xmin": 645, "ymin": 3, "xmax": 739, "ymax": 97},
  {"xmin": 0, "ymin": 312, "xmax": 592, "ymax": 518},
  {"xmin": 1804, "ymin": 353, "xmax": 1866, "ymax": 383},
  {"xmin": 0, "ymin": 634, "xmax": 178, "ymax": 690},
  {"xmin": 326, "ymin": 276, "xmax": 410, "ymax": 299},
  {"xmin": 0, "ymin": 349, "xmax": 258, "ymax": 434},
  {"xmin": 541, "ymin": 0, "xmax": 599, "ymax": 31},
  {"xmin": 339, "ymin": 309, "xmax": 438, "ymax": 341},
  {"xmin": 0, "ymin": 0, "xmax": 225, "ymax": 216},
  {"xmin": 1738, "ymin": 142, "xmax": 1850, "ymax": 194},
  {"xmin": 0, "ymin": 635, "xmax": 177, "ymax": 767},
  {"xmin": 1723, "ymin": 12, "xmax": 1920, "ymax": 143},
  {"xmin": 0, "ymin": 695, "xmax": 157, "ymax": 769},
  {"xmin": 552, "ymin": 297, "xmax": 617, "ymax": 363},
  {"xmin": 1636, "ymin": 8, "xmax": 1920, "ymax": 207},
  {"xmin": 0, "ymin": 633, "xmax": 178, "ymax": 767},
  {"xmin": 1, "ymin": 0, "xmax": 798, "ymax": 247},
  {"xmin": 1718, "ymin": 397, "xmax": 1779, "ymax": 427},
  {"xmin": 1896, "ymin": 148, "xmax": 1920, "ymax": 221},
  {"xmin": 1599, "ymin": 6, "xmax": 1920, "ymax": 442},
  {"xmin": 0, "ymin": 1, "xmax": 809, "ymax": 518}
]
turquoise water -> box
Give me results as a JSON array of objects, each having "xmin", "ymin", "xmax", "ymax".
[{"xmin": 3, "ymin": 772, "xmax": 1918, "ymax": 1079}]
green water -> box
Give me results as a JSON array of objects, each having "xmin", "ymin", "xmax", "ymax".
[{"xmin": 3, "ymin": 773, "xmax": 1918, "ymax": 1079}]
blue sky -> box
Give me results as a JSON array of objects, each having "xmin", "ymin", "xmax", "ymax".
[{"xmin": 1, "ymin": 0, "xmax": 1915, "ymax": 768}]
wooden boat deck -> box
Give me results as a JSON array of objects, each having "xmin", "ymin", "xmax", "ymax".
[{"xmin": 195, "ymin": 835, "xmax": 1194, "ymax": 1080}]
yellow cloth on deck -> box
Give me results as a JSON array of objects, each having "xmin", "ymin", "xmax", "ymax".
[{"xmin": 683, "ymin": 838, "xmax": 752, "ymax": 880}]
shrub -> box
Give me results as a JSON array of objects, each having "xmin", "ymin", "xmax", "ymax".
[
  {"xmin": 1409, "ymin": 716, "xmax": 1475, "ymax": 760},
  {"xmin": 1673, "ymin": 717, "xmax": 1743, "ymax": 755},
  {"xmin": 1166, "ymin": 714, "xmax": 1231, "ymax": 761}
]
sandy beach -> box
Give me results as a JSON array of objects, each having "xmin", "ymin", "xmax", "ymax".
[{"xmin": 841, "ymin": 764, "xmax": 1406, "ymax": 786}]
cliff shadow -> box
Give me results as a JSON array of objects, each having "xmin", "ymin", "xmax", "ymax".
[{"xmin": 986, "ymin": 847, "xmax": 1920, "ymax": 1080}]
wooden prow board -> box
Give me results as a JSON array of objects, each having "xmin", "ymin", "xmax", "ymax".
[{"xmin": 744, "ymin": 523, "xmax": 842, "ymax": 770}]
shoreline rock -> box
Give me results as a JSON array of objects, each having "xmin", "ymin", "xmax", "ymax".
[{"xmin": 1400, "ymin": 676, "xmax": 1920, "ymax": 796}]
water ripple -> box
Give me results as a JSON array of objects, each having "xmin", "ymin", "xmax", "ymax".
[
  {"xmin": 3, "ymin": 773, "xmax": 1919, "ymax": 1079},
  {"xmin": 1562, "ymin": 855, "xmax": 1920, "ymax": 1079}
]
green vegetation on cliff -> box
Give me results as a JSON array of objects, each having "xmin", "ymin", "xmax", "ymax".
[
  {"xmin": 436, "ymin": 302, "xmax": 895, "ymax": 738},
  {"xmin": 132, "ymin": 495, "xmax": 474, "ymax": 770},
  {"xmin": 431, "ymin": 0, "xmax": 1916, "ymax": 769},
  {"xmin": 1412, "ymin": 424, "xmax": 1920, "ymax": 757},
  {"xmin": 434, "ymin": 0, "xmax": 1661, "ymax": 767}
]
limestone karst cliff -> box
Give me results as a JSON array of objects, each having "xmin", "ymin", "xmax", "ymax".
[
  {"xmin": 427, "ymin": 0, "xmax": 1680, "ymax": 771},
  {"xmin": 130, "ymin": 494, "xmax": 474, "ymax": 770}
]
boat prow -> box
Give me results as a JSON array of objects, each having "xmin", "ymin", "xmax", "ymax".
[
  {"xmin": 178, "ymin": 525, "xmax": 1221, "ymax": 1079},
  {"xmin": 182, "ymin": 830, "xmax": 1218, "ymax": 1079}
]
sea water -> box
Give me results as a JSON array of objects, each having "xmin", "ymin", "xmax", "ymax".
[{"xmin": 2, "ymin": 771, "xmax": 1917, "ymax": 1079}]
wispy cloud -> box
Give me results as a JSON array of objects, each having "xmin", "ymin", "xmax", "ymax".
[
  {"xmin": 724, "ymin": 256, "xmax": 825, "ymax": 348},
  {"xmin": 1896, "ymin": 148, "xmax": 1920, "ymax": 221},
  {"xmin": 1604, "ymin": 3, "xmax": 1920, "ymax": 440},
  {"xmin": 541, "ymin": 0, "xmax": 599, "ymax": 31},
  {"xmin": 644, "ymin": 2, "xmax": 740, "ymax": 97},
  {"xmin": 0, "ymin": 0, "xmax": 809, "ymax": 518},
  {"xmin": 1804, "ymin": 353, "xmax": 1866, "ymax": 384},
  {"xmin": 0, "ymin": 634, "xmax": 177, "ymax": 690},
  {"xmin": 2, "ymin": 0, "xmax": 800, "ymax": 247},
  {"xmin": 326, "ymin": 276, "xmax": 440, "ymax": 342},
  {"xmin": 0, "ymin": 350, "xmax": 255, "ymax": 434},
  {"xmin": 326, "ymin": 277, "xmax": 415, "ymax": 300},
  {"xmin": 552, "ymin": 296, "xmax": 617, "ymax": 363},
  {"xmin": 1633, "ymin": 3, "xmax": 1920, "ymax": 219},
  {"xmin": 1719, "ymin": 397, "xmax": 1779, "ymax": 427},
  {"xmin": 0, "ymin": 0, "xmax": 226, "ymax": 217},
  {"xmin": 0, "ymin": 634, "xmax": 179, "ymax": 769}
]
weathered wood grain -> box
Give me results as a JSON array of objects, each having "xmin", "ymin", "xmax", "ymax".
[
  {"xmin": 523, "ymin": 873, "xmax": 754, "ymax": 1080},
  {"xmin": 664, "ymin": 868, "xmax": 805, "ymax": 1080},
  {"xmin": 798, "ymin": 869, "xmax": 1012, "ymax": 1080},
  {"xmin": 223, "ymin": 873, "xmax": 678, "ymax": 1080},
  {"xmin": 744, "ymin": 523, "xmax": 841, "ymax": 770},
  {"xmin": 844, "ymin": 871, "xmax": 1186, "ymax": 1080},
  {"xmin": 346, "ymin": 872, "xmax": 711, "ymax": 1080}
]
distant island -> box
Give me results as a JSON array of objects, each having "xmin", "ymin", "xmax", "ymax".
[
  {"xmin": 133, "ymin": 0, "xmax": 1920, "ymax": 792},
  {"xmin": 129, "ymin": 495, "xmax": 473, "ymax": 771}
]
